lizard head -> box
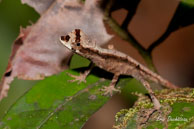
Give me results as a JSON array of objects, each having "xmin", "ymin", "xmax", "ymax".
[{"xmin": 60, "ymin": 29, "xmax": 96, "ymax": 55}]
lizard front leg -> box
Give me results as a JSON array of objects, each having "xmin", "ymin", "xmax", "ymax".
[
  {"xmin": 137, "ymin": 77, "xmax": 162, "ymax": 126},
  {"xmin": 67, "ymin": 63, "xmax": 94, "ymax": 84},
  {"xmin": 101, "ymin": 74, "xmax": 121, "ymax": 96}
]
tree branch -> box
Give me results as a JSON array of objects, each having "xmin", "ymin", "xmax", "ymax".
[
  {"xmin": 103, "ymin": 0, "xmax": 157, "ymax": 72},
  {"xmin": 121, "ymin": 11, "xmax": 135, "ymax": 30},
  {"xmin": 147, "ymin": 29, "xmax": 172, "ymax": 53}
]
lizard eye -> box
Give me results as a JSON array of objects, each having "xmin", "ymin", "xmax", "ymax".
[{"xmin": 76, "ymin": 42, "xmax": 80, "ymax": 46}]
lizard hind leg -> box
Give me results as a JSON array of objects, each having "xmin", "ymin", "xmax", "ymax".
[
  {"xmin": 137, "ymin": 78, "xmax": 162, "ymax": 126},
  {"xmin": 101, "ymin": 74, "xmax": 121, "ymax": 96},
  {"xmin": 139, "ymin": 78, "xmax": 161, "ymax": 110}
]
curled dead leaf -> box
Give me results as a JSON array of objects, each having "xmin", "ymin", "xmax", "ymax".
[{"xmin": 0, "ymin": 0, "xmax": 112, "ymax": 100}]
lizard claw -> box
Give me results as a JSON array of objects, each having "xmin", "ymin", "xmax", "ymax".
[
  {"xmin": 66, "ymin": 73, "xmax": 87, "ymax": 84},
  {"xmin": 101, "ymin": 85, "xmax": 121, "ymax": 96}
]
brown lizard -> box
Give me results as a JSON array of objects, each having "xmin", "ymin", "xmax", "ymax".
[{"xmin": 60, "ymin": 29, "xmax": 178, "ymax": 110}]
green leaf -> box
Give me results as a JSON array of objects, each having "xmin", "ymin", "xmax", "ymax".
[
  {"xmin": 181, "ymin": 0, "xmax": 194, "ymax": 7},
  {"xmin": 121, "ymin": 79, "xmax": 147, "ymax": 107},
  {"xmin": 114, "ymin": 88, "xmax": 194, "ymax": 129},
  {"xmin": 0, "ymin": 69, "xmax": 141, "ymax": 129},
  {"xmin": 70, "ymin": 54, "xmax": 91, "ymax": 69}
]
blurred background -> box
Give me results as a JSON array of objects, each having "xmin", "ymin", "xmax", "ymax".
[{"xmin": 0, "ymin": 0, "xmax": 193, "ymax": 129}]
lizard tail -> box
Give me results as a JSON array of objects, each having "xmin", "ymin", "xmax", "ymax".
[
  {"xmin": 151, "ymin": 73, "xmax": 179, "ymax": 89},
  {"xmin": 141, "ymin": 66, "xmax": 179, "ymax": 89}
]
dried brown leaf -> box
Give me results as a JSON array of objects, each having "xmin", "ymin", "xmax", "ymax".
[
  {"xmin": 0, "ymin": 0, "xmax": 112, "ymax": 100},
  {"xmin": 21, "ymin": 0, "xmax": 55, "ymax": 14}
]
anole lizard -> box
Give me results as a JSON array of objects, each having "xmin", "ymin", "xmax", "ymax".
[{"xmin": 60, "ymin": 29, "xmax": 178, "ymax": 110}]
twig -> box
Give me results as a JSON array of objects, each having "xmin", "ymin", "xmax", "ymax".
[
  {"xmin": 147, "ymin": 26, "xmax": 173, "ymax": 53},
  {"xmin": 147, "ymin": 2, "xmax": 185, "ymax": 53},
  {"xmin": 121, "ymin": 11, "xmax": 135, "ymax": 30}
]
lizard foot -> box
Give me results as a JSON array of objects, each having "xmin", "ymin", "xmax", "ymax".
[
  {"xmin": 66, "ymin": 72, "xmax": 87, "ymax": 84},
  {"xmin": 101, "ymin": 85, "xmax": 120, "ymax": 96}
]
